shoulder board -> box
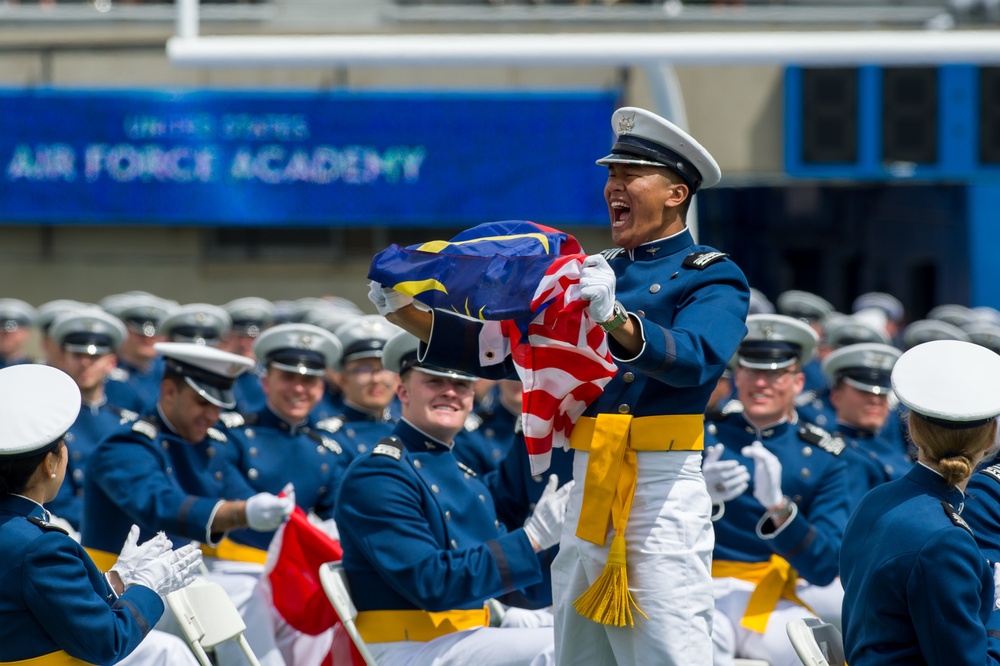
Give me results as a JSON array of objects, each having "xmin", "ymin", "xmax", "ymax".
[
  {"xmin": 302, "ymin": 428, "xmax": 343, "ymax": 455},
  {"xmin": 599, "ymin": 247, "xmax": 626, "ymax": 262},
  {"xmin": 219, "ymin": 412, "xmax": 245, "ymax": 429},
  {"xmin": 132, "ymin": 419, "xmax": 159, "ymax": 440},
  {"xmin": 794, "ymin": 390, "xmax": 817, "ymax": 408},
  {"xmin": 207, "ymin": 428, "xmax": 227, "ymax": 443},
  {"xmin": 942, "ymin": 501, "xmax": 974, "ymax": 536},
  {"xmin": 372, "ymin": 436, "xmax": 403, "ymax": 461},
  {"xmin": 457, "ymin": 461, "xmax": 478, "ymax": 478},
  {"xmin": 798, "ymin": 423, "xmax": 845, "ymax": 456},
  {"xmin": 28, "ymin": 516, "xmax": 69, "ymax": 536},
  {"xmin": 464, "ymin": 413, "xmax": 483, "ymax": 433},
  {"xmin": 980, "ymin": 464, "xmax": 1000, "ymax": 485},
  {"xmin": 315, "ymin": 416, "xmax": 345, "ymax": 434},
  {"xmin": 108, "ymin": 366, "xmax": 130, "ymax": 382},
  {"xmin": 105, "ymin": 402, "xmax": 138, "ymax": 424},
  {"xmin": 682, "ymin": 251, "xmax": 729, "ymax": 270}
]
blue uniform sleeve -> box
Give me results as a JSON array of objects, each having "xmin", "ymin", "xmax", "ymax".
[
  {"xmin": 617, "ymin": 259, "xmax": 749, "ymax": 388},
  {"xmin": 909, "ymin": 530, "xmax": 1000, "ymax": 666},
  {"xmin": 22, "ymin": 533, "xmax": 163, "ymax": 664},
  {"xmin": 966, "ymin": 475, "xmax": 1000, "ymax": 565},
  {"xmin": 88, "ymin": 432, "xmax": 223, "ymax": 543},
  {"xmin": 759, "ymin": 455, "xmax": 849, "ymax": 585},
  {"xmin": 338, "ymin": 454, "xmax": 541, "ymax": 612}
]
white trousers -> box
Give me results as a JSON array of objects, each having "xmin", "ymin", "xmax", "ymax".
[
  {"xmin": 118, "ymin": 629, "xmax": 200, "ymax": 666},
  {"xmin": 551, "ymin": 450, "xmax": 715, "ymax": 666},
  {"xmin": 795, "ymin": 578, "xmax": 844, "ymax": 632},
  {"xmin": 368, "ymin": 627, "xmax": 555, "ymax": 666},
  {"xmin": 711, "ymin": 577, "xmax": 818, "ymax": 666}
]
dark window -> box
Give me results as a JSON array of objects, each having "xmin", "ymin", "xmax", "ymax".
[
  {"xmin": 802, "ymin": 68, "xmax": 858, "ymax": 164},
  {"xmin": 882, "ymin": 67, "xmax": 937, "ymax": 164}
]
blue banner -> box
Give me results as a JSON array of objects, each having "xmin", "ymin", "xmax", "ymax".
[{"xmin": 0, "ymin": 89, "xmax": 617, "ymax": 227}]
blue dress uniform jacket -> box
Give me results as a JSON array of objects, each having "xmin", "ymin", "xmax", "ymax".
[
  {"xmin": 961, "ymin": 463, "xmax": 1000, "ymax": 566},
  {"xmin": 832, "ymin": 422, "xmax": 903, "ymax": 513},
  {"xmin": 841, "ymin": 464, "xmax": 1000, "ymax": 666},
  {"xmin": 333, "ymin": 419, "xmax": 542, "ymax": 613},
  {"xmin": 320, "ymin": 403, "xmax": 396, "ymax": 460},
  {"xmin": 47, "ymin": 398, "xmax": 138, "ymax": 530},
  {"xmin": 225, "ymin": 407, "xmax": 347, "ymax": 522},
  {"xmin": 310, "ymin": 386, "xmax": 346, "ymax": 423},
  {"xmin": 0, "ymin": 494, "xmax": 163, "ymax": 664},
  {"xmin": 422, "ymin": 229, "xmax": 750, "ymax": 420},
  {"xmin": 82, "ymin": 413, "xmax": 256, "ymax": 556},
  {"xmin": 705, "ymin": 414, "xmax": 850, "ymax": 585},
  {"xmin": 794, "ymin": 387, "xmax": 836, "ymax": 430}
]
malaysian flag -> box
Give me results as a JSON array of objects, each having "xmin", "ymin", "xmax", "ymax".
[{"xmin": 369, "ymin": 221, "xmax": 617, "ymax": 474}]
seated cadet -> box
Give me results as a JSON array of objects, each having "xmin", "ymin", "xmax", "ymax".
[
  {"xmin": 161, "ymin": 302, "xmax": 232, "ymax": 347},
  {"xmin": 842, "ymin": 340, "xmax": 1000, "ymax": 666},
  {"xmin": 221, "ymin": 296, "xmax": 275, "ymax": 414},
  {"xmin": 102, "ymin": 292, "xmax": 175, "ymax": 411},
  {"xmin": 852, "ymin": 291, "xmax": 905, "ymax": 342},
  {"xmin": 45, "ymin": 308, "xmax": 141, "ymax": 533},
  {"xmin": 0, "ymin": 298, "xmax": 37, "ymax": 368},
  {"xmin": 82, "ymin": 342, "xmax": 297, "ymax": 666},
  {"xmin": 776, "ymin": 290, "xmax": 835, "ymax": 395},
  {"xmin": 334, "ymin": 331, "xmax": 572, "ymax": 666},
  {"xmin": 315, "ymin": 315, "xmax": 402, "ymax": 456},
  {"xmin": 824, "ymin": 342, "xmax": 910, "ymax": 506},
  {"xmin": 453, "ymin": 379, "xmax": 521, "ymax": 477},
  {"xmin": 704, "ymin": 314, "xmax": 850, "ymax": 666},
  {"xmin": 0, "ymin": 364, "xmax": 202, "ymax": 666},
  {"xmin": 795, "ymin": 313, "xmax": 891, "ymax": 430},
  {"xmin": 223, "ymin": 322, "xmax": 345, "ymax": 665}
]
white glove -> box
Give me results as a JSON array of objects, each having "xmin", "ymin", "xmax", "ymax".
[
  {"xmin": 367, "ymin": 280, "xmax": 413, "ymax": 317},
  {"xmin": 130, "ymin": 543, "xmax": 203, "ymax": 597},
  {"xmin": 245, "ymin": 483, "xmax": 296, "ymax": 532},
  {"xmin": 741, "ymin": 441, "xmax": 784, "ymax": 509},
  {"xmin": 994, "ymin": 563, "xmax": 1000, "ymax": 611},
  {"xmin": 703, "ymin": 444, "xmax": 750, "ymax": 505},
  {"xmin": 110, "ymin": 524, "xmax": 172, "ymax": 587},
  {"xmin": 523, "ymin": 475, "xmax": 575, "ymax": 551},
  {"xmin": 579, "ymin": 255, "xmax": 617, "ymax": 323}
]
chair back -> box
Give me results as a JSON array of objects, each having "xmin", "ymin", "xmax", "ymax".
[
  {"xmin": 320, "ymin": 561, "xmax": 379, "ymax": 666},
  {"xmin": 786, "ymin": 617, "xmax": 845, "ymax": 666},
  {"xmin": 166, "ymin": 578, "xmax": 261, "ymax": 666}
]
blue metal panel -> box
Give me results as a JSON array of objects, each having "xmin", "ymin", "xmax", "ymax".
[{"xmin": 968, "ymin": 183, "xmax": 1000, "ymax": 310}]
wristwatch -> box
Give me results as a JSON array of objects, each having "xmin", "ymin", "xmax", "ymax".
[
  {"xmin": 598, "ymin": 301, "xmax": 629, "ymax": 332},
  {"xmin": 768, "ymin": 497, "xmax": 795, "ymax": 523}
]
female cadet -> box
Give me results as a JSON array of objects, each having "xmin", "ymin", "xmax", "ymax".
[
  {"xmin": 840, "ymin": 340, "xmax": 1000, "ymax": 666},
  {"xmin": 0, "ymin": 364, "xmax": 203, "ymax": 666}
]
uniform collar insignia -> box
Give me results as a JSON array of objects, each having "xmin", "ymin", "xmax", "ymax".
[{"xmin": 647, "ymin": 247, "xmax": 660, "ymax": 255}]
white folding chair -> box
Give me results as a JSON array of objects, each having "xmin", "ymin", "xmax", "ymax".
[
  {"xmin": 786, "ymin": 617, "xmax": 846, "ymax": 666},
  {"xmin": 319, "ymin": 561, "xmax": 379, "ymax": 666},
  {"xmin": 165, "ymin": 578, "xmax": 262, "ymax": 666}
]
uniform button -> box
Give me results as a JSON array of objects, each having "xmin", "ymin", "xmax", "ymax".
[
  {"xmin": 72, "ymin": 451, "xmax": 82, "ymax": 461},
  {"xmin": 249, "ymin": 447, "xmax": 258, "ymax": 457},
  {"xmin": 347, "ymin": 429, "xmax": 356, "ymax": 438},
  {"xmin": 215, "ymin": 471, "xmax": 224, "ymax": 481},
  {"xmin": 206, "ymin": 447, "xmax": 215, "ymax": 458},
  {"xmin": 618, "ymin": 404, "xmax": 630, "ymax": 414},
  {"xmin": 885, "ymin": 465, "xmax": 894, "ymax": 474},
  {"xmin": 317, "ymin": 445, "xmax": 326, "ymax": 455},
  {"xmin": 245, "ymin": 429, "xmax": 255, "ymax": 439},
  {"xmin": 358, "ymin": 444, "xmax": 368, "ymax": 454},
  {"xmin": 318, "ymin": 486, "xmax": 327, "ymax": 494},
  {"xmin": 413, "ymin": 460, "xmax": 422, "ymax": 469},
  {"xmin": 162, "ymin": 442, "xmax": 170, "ymax": 451},
  {"xmin": 793, "ymin": 494, "xmax": 803, "ymax": 503},
  {"xmin": 73, "ymin": 469, "xmax": 84, "ymax": 481},
  {"xmin": 431, "ymin": 484, "xmax": 440, "ymax": 494},
  {"xmin": 649, "ymin": 284, "xmax": 660, "ymax": 294},
  {"xmin": 707, "ymin": 423, "xmax": 717, "ymax": 436},
  {"xmin": 320, "ymin": 463, "xmax": 329, "ymax": 473},
  {"xmin": 636, "ymin": 310, "xmax": 645, "ymax": 318},
  {"xmin": 485, "ymin": 429, "xmax": 495, "ymax": 438},
  {"xmin": 623, "ymin": 372, "xmax": 635, "ymax": 383},
  {"xmin": 464, "ymin": 473, "xmax": 471, "ymax": 480},
  {"xmin": 248, "ymin": 468, "xmax": 259, "ymax": 480},
  {"xmin": 479, "ymin": 494, "xmax": 486, "ymax": 502},
  {"xmin": 815, "ymin": 415, "xmax": 827, "ymax": 426},
  {"xmin": 445, "ymin": 510, "xmax": 451, "ymax": 521},
  {"xmin": 495, "ymin": 520, "xmax": 500, "ymax": 529},
  {"xmin": 450, "ymin": 539, "xmax": 458, "ymax": 549},
  {"xmin": 802, "ymin": 447, "xmax": 812, "ymax": 457},
  {"xmin": 165, "ymin": 467, "xmax": 173, "ymax": 475},
  {"xmin": 801, "ymin": 468, "xmax": 810, "ymax": 479},
  {"xmin": 532, "ymin": 475, "xmax": 543, "ymax": 483}
]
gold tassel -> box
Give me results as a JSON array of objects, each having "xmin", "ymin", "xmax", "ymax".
[{"xmin": 572, "ymin": 535, "xmax": 648, "ymax": 627}]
